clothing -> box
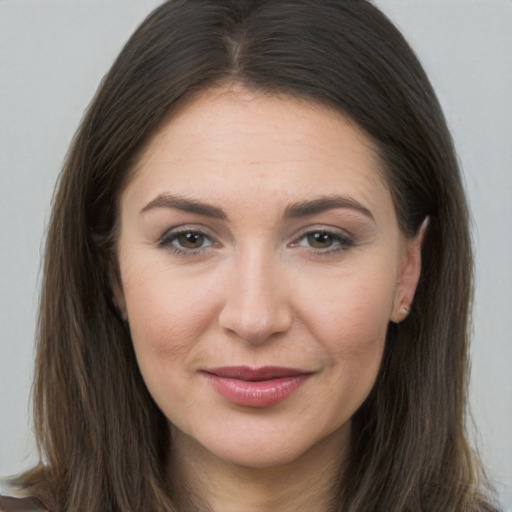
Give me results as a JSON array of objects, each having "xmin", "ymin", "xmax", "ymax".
[{"xmin": 0, "ymin": 495, "xmax": 48, "ymax": 512}]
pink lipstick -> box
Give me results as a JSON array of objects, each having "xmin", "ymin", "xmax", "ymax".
[{"xmin": 202, "ymin": 366, "xmax": 311, "ymax": 407}]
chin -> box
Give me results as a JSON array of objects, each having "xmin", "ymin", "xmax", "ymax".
[
  {"xmin": 178, "ymin": 418, "xmax": 351, "ymax": 472},
  {"xmin": 214, "ymin": 445, "xmax": 302, "ymax": 470}
]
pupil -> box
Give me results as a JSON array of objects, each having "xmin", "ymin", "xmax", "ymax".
[
  {"xmin": 179, "ymin": 232, "xmax": 204, "ymax": 248},
  {"xmin": 308, "ymin": 232, "xmax": 332, "ymax": 248}
]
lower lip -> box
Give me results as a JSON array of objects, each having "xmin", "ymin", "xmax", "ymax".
[{"xmin": 204, "ymin": 373, "xmax": 309, "ymax": 407}]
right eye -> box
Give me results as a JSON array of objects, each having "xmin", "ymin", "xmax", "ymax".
[{"xmin": 158, "ymin": 229, "xmax": 213, "ymax": 254}]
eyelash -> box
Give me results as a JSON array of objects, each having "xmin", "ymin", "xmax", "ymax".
[
  {"xmin": 291, "ymin": 228, "xmax": 354, "ymax": 255},
  {"xmin": 158, "ymin": 227, "xmax": 216, "ymax": 255},
  {"xmin": 157, "ymin": 227, "xmax": 354, "ymax": 256}
]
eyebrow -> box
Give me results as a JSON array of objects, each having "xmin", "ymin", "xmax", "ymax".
[
  {"xmin": 140, "ymin": 193, "xmax": 374, "ymax": 222},
  {"xmin": 141, "ymin": 194, "xmax": 227, "ymax": 219},
  {"xmin": 283, "ymin": 196, "xmax": 375, "ymax": 222}
]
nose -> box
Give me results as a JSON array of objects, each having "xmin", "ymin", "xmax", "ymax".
[{"xmin": 218, "ymin": 248, "xmax": 293, "ymax": 346}]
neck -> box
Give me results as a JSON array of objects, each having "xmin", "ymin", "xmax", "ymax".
[{"xmin": 169, "ymin": 425, "xmax": 349, "ymax": 512}]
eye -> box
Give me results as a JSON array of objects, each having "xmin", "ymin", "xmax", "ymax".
[
  {"xmin": 158, "ymin": 229, "xmax": 213, "ymax": 253},
  {"xmin": 295, "ymin": 229, "xmax": 354, "ymax": 253},
  {"xmin": 174, "ymin": 231, "xmax": 210, "ymax": 249},
  {"xmin": 303, "ymin": 232, "xmax": 337, "ymax": 249}
]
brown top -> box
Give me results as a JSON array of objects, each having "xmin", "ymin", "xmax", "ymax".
[{"xmin": 0, "ymin": 496, "xmax": 48, "ymax": 512}]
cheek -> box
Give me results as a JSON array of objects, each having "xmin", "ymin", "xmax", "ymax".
[
  {"xmin": 297, "ymin": 264, "xmax": 395, "ymax": 388},
  {"xmin": 120, "ymin": 262, "xmax": 218, "ymax": 372},
  {"xmin": 119, "ymin": 263, "xmax": 221, "ymax": 425},
  {"xmin": 302, "ymin": 266, "xmax": 394, "ymax": 342}
]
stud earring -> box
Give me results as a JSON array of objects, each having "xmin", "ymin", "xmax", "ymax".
[{"xmin": 398, "ymin": 304, "xmax": 410, "ymax": 318}]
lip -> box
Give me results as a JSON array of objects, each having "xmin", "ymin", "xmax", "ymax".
[{"xmin": 201, "ymin": 366, "xmax": 312, "ymax": 408}]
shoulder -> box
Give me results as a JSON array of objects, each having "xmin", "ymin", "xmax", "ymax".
[{"xmin": 0, "ymin": 495, "xmax": 48, "ymax": 512}]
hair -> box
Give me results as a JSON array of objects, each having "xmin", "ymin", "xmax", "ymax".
[{"xmin": 14, "ymin": 1, "xmax": 500, "ymax": 511}]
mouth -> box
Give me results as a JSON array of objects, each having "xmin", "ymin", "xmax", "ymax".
[{"xmin": 201, "ymin": 366, "xmax": 313, "ymax": 407}]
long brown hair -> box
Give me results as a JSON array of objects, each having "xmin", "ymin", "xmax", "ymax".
[{"xmin": 16, "ymin": 1, "xmax": 500, "ymax": 510}]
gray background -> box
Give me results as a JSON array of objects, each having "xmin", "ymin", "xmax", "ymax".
[{"xmin": 1, "ymin": 0, "xmax": 511, "ymax": 508}]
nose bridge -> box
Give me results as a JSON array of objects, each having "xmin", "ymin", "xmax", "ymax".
[{"xmin": 218, "ymin": 242, "xmax": 292, "ymax": 344}]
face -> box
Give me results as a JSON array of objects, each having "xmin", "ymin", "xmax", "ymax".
[{"xmin": 115, "ymin": 85, "xmax": 422, "ymax": 470}]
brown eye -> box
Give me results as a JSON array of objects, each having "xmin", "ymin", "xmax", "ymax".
[
  {"xmin": 159, "ymin": 229, "xmax": 213, "ymax": 253},
  {"xmin": 307, "ymin": 232, "xmax": 336, "ymax": 249},
  {"xmin": 296, "ymin": 230, "xmax": 354, "ymax": 253},
  {"xmin": 176, "ymin": 232, "xmax": 207, "ymax": 249}
]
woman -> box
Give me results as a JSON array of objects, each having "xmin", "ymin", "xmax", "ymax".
[{"xmin": 1, "ymin": 0, "xmax": 502, "ymax": 511}]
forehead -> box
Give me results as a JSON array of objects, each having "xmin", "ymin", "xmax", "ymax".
[{"xmin": 123, "ymin": 85, "xmax": 393, "ymax": 222}]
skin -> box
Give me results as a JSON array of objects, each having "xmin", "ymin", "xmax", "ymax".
[{"xmin": 115, "ymin": 84, "xmax": 424, "ymax": 511}]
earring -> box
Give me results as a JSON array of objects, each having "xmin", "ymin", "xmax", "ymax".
[{"xmin": 397, "ymin": 304, "xmax": 410, "ymax": 320}]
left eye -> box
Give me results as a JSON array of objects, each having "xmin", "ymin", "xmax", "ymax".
[{"xmin": 297, "ymin": 230, "xmax": 352, "ymax": 250}]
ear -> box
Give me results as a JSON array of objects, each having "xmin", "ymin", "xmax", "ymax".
[{"xmin": 390, "ymin": 218, "xmax": 429, "ymax": 323}]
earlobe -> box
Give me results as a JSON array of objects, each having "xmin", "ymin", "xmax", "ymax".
[{"xmin": 390, "ymin": 217, "xmax": 429, "ymax": 323}]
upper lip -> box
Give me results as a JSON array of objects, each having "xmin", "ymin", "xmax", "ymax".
[{"xmin": 203, "ymin": 366, "xmax": 311, "ymax": 381}]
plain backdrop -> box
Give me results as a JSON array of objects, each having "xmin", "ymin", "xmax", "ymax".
[{"xmin": 1, "ymin": 0, "xmax": 511, "ymax": 508}]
